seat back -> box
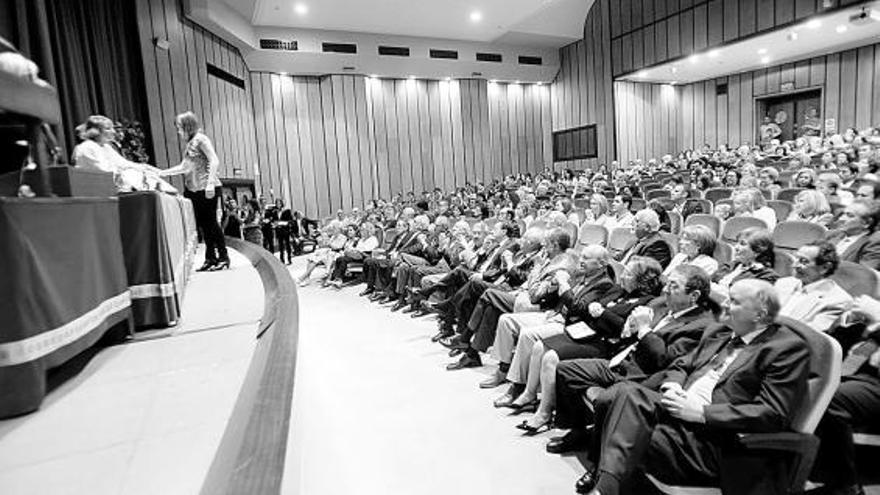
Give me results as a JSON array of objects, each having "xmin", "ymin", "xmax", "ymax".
[
  {"xmin": 608, "ymin": 228, "xmax": 637, "ymax": 259},
  {"xmin": 646, "ymin": 189, "xmax": 671, "ymax": 200},
  {"xmin": 705, "ymin": 188, "xmax": 733, "ymax": 204},
  {"xmin": 608, "ymin": 259, "xmax": 625, "ymax": 284},
  {"xmin": 571, "ymin": 208, "xmax": 587, "ymax": 226},
  {"xmin": 660, "ymin": 232, "xmax": 680, "ymax": 257},
  {"xmin": 573, "ymin": 198, "xmax": 590, "ymax": 209},
  {"xmin": 563, "ymin": 221, "xmax": 579, "ymax": 245},
  {"xmin": 721, "ymin": 216, "xmax": 768, "ymax": 244},
  {"xmin": 684, "ymin": 198, "xmax": 713, "ymax": 216},
  {"xmin": 831, "ymin": 261, "xmax": 879, "ymax": 298},
  {"xmin": 380, "ymin": 228, "xmax": 398, "ymax": 250},
  {"xmin": 775, "ymin": 316, "xmax": 842, "ymax": 434},
  {"xmin": 773, "ymin": 221, "xmax": 827, "ymax": 251},
  {"xmin": 777, "ymin": 188, "xmax": 805, "ymax": 203},
  {"xmin": 529, "ymin": 219, "xmax": 549, "ymax": 231},
  {"xmin": 374, "ymin": 228, "xmax": 385, "ymax": 247},
  {"xmin": 778, "ymin": 170, "xmax": 797, "ymax": 188},
  {"xmin": 684, "ymin": 214, "xmax": 721, "ymax": 238},
  {"xmin": 578, "ymin": 223, "xmax": 609, "ymax": 247},
  {"xmin": 631, "ymin": 198, "xmax": 647, "ymax": 212},
  {"xmin": 766, "ymin": 200, "xmax": 793, "ymax": 224},
  {"xmin": 774, "ymin": 250, "xmax": 795, "ymax": 277},
  {"xmin": 713, "ymin": 241, "xmax": 733, "ymax": 265},
  {"xmin": 642, "ymin": 182, "xmax": 663, "ymax": 192}
]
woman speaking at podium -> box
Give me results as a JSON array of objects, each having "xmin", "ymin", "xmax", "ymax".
[{"xmin": 159, "ymin": 111, "xmax": 229, "ymax": 271}]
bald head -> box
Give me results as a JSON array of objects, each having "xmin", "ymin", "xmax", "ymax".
[{"xmin": 727, "ymin": 279, "xmax": 779, "ymax": 334}]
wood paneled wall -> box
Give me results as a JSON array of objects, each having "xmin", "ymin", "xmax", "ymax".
[
  {"xmin": 613, "ymin": 42, "xmax": 880, "ymax": 161},
  {"xmin": 249, "ymin": 74, "xmax": 550, "ymax": 217},
  {"xmin": 614, "ymin": 81, "xmax": 681, "ymax": 164},
  {"xmin": 135, "ymin": 0, "xmax": 258, "ymax": 180},
  {"xmin": 609, "ymin": 0, "xmax": 859, "ymax": 77},
  {"xmin": 550, "ymin": 0, "xmax": 616, "ymax": 169}
]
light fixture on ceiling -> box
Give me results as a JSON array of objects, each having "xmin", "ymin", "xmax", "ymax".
[
  {"xmin": 489, "ymin": 79, "xmax": 497, "ymax": 84},
  {"xmin": 670, "ymin": 66, "xmax": 678, "ymax": 74},
  {"xmin": 669, "ymin": 81, "xmax": 678, "ymax": 85},
  {"xmin": 707, "ymin": 49, "xmax": 720, "ymax": 58},
  {"xmin": 536, "ymin": 82, "xmax": 543, "ymax": 86},
  {"xmin": 444, "ymin": 76, "xmax": 452, "ymax": 81},
  {"xmin": 279, "ymin": 71, "xmax": 288, "ymax": 76},
  {"xmin": 805, "ymin": 19, "xmax": 822, "ymax": 29},
  {"xmin": 849, "ymin": 8, "xmax": 880, "ymax": 24},
  {"xmin": 408, "ymin": 75, "xmax": 417, "ymax": 80},
  {"xmin": 470, "ymin": 11, "xmax": 482, "ymax": 22},
  {"xmin": 688, "ymin": 54, "xmax": 699, "ymax": 64},
  {"xmin": 787, "ymin": 31, "xmax": 799, "ymax": 41},
  {"xmin": 761, "ymin": 56, "xmax": 771, "ymax": 64},
  {"xmin": 837, "ymin": 24, "xmax": 848, "ymax": 33},
  {"xmin": 635, "ymin": 71, "xmax": 647, "ymax": 78},
  {"xmin": 757, "ymin": 48, "xmax": 768, "ymax": 55},
  {"xmin": 294, "ymin": 3, "xmax": 308, "ymax": 15},
  {"xmin": 369, "ymin": 74, "xmax": 378, "ymax": 79}
]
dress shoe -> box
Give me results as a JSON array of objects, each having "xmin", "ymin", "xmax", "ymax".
[
  {"xmin": 431, "ymin": 328, "xmax": 454, "ymax": 342},
  {"xmin": 359, "ymin": 287, "xmax": 375, "ymax": 297},
  {"xmin": 446, "ymin": 352, "xmax": 481, "ymax": 370},
  {"xmin": 390, "ymin": 300, "xmax": 407, "ymax": 312},
  {"xmin": 546, "ymin": 429, "xmax": 589, "ymax": 454},
  {"xmin": 439, "ymin": 335, "xmax": 467, "ymax": 349},
  {"xmin": 401, "ymin": 304, "xmax": 417, "ymax": 314},
  {"xmin": 410, "ymin": 308, "xmax": 429, "ymax": 318},
  {"xmin": 197, "ymin": 260, "xmax": 216, "ymax": 272},
  {"xmin": 448, "ymin": 348, "xmax": 463, "ymax": 358},
  {"xmin": 493, "ymin": 391, "xmax": 517, "ymax": 408},
  {"xmin": 208, "ymin": 259, "xmax": 230, "ymax": 271},
  {"xmin": 575, "ymin": 468, "xmax": 599, "ymax": 494},
  {"xmin": 368, "ymin": 292, "xmax": 384, "ymax": 302},
  {"xmin": 479, "ymin": 371, "xmax": 507, "ymax": 389},
  {"xmin": 420, "ymin": 300, "xmax": 440, "ymax": 313}
]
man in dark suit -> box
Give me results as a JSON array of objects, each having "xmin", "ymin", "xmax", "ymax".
[
  {"xmin": 360, "ymin": 220, "xmax": 415, "ymax": 296},
  {"xmin": 290, "ymin": 210, "xmax": 318, "ymax": 255},
  {"xmin": 620, "ymin": 209, "xmax": 672, "ymax": 269},
  {"xmin": 827, "ymin": 199, "xmax": 880, "ymax": 270},
  {"xmin": 575, "ymin": 279, "xmax": 810, "ymax": 495},
  {"xmin": 548, "ymin": 264, "xmax": 717, "ymax": 454},
  {"xmin": 371, "ymin": 215, "xmax": 432, "ymax": 301}
]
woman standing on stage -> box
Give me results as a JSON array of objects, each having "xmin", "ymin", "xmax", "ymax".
[{"xmin": 160, "ymin": 111, "xmax": 229, "ymax": 271}]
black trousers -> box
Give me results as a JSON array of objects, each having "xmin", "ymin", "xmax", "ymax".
[
  {"xmin": 813, "ymin": 372, "xmax": 880, "ymax": 487},
  {"xmin": 185, "ymin": 189, "xmax": 228, "ymax": 263},
  {"xmin": 555, "ymin": 359, "xmax": 624, "ymax": 430},
  {"xmin": 276, "ymin": 226, "xmax": 292, "ymax": 263},
  {"xmin": 468, "ymin": 288, "xmax": 516, "ymax": 352}
]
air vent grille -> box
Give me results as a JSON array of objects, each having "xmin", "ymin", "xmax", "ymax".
[
  {"xmin": 518, "ymin": 55, "xmax": 542, "ymax": 65},
  {"xmin": 716, "ymin": 83, "xmax": 728, "ymax": 95},
  {"xmin": 259, "ymin": 39, "xmax": 298, "ymax": 51},
  {"xmin": 378, "ymin": 45, "xmax": 410, "ymax": 57},
  {"xmin": 430, "ymin": 49, "xmax": 458, "ymax": 60},
  {"xmin": 476, "ymin": 52, "xmax": 502, "ymax": 62},
  {"xmin": 322, "ymin": 42, "xmax": 357, "ymax": 54}
]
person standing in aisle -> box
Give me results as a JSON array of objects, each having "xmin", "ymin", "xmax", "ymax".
[{"xmin": 160, "ymin": 111, "xmax": 230, "ymax": 271}]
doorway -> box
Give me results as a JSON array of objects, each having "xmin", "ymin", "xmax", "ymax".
[{"xmin": 756, "ymin": 88, "xmax": 822, "ymax": 144}]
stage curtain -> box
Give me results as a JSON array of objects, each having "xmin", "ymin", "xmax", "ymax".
[{"xmin": 0, "ymin": 0, "xmax": 149, "ymax": 161}]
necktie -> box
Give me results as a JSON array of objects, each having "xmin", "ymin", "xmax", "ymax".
[
  {"xmin": 841, "ymin": 341, "xmax": 878, "ymax": 377},
  {"xmin": 687, "ymin": 336, "xmax": 746, "ymax": 386}
]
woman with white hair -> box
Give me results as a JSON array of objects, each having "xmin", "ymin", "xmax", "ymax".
[
  {"xmin": 788, "ymin": 189, "xmax": 834, "ymax": 227},
  {"xmin": 663, "ymin": 225, "xmax": 718, "ymax": 277}
]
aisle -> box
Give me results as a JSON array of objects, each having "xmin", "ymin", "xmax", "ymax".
[{"xmin": 281, "ymin": 258, "xmax": 582, "ymax": 495}]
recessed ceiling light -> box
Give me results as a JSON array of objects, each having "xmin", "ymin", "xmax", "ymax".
[
  {"xmin": 489, "ymin": 79, "xmax": 497, "ymax": 84},
  {"xmin": 536, "ymin": 82, "xmax": 543, "ymax": 86},
  {"xmin": 279, "ymin": 71, "xmax": 288, "ymax": 76},
  {"xmin": 688, "ymin": 54, "xmax": 699, "ymax": 64},
  {"xmin": 669, "ymin": 81, "xmax": 678, "ymax": 85},
  {"xmin": 788, "ymin": 31, "xmax": 799, "ymax": 41},
  {"xmin": 836, "ymin": 25, "xmax": 848, "ymax": 33},
  {"xmin": 444, "ymin": 76, "xmax": 452, "ymax": 81},
  {"xmin": 805, "ymin": 19, "xmax": 822, "ymax": 29},
  {"xmin": 635, "ymin": 71, "xmax": 647, "ymax": 78},
  {"xmin": 707, "ymin": 49, "xmax": 720, "ymax": 58},
  {"xmin": 671, "ymin": 66, "xmax": 678, "ymax": 74},
  {"xmin": 758, "ymin": 48, "xmax": 768, "ymax": 55},
  {"xmin": 470, "ymin": 11, "xmax": 482, "ymax": 22},
  {"xmin": 761, "ymin": 56, "xmax": 771, "ymax": 64},
  {"xmin": 294, "ymin": 3, "xmax": 308, "ymax": 15},
  {"xmin": 369, "ymin": 74, "xmax": 378, "ymax": 79},
  {"xmin": 408, "ymin": 75, "xmax": 416, "ymax": 80}
]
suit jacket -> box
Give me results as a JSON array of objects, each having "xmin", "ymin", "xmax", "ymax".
[
  {"xmin": 482, "ymin": 238, "xmax": 521, "ymax": 282},
  {"xmin": 557, "ymin": 273, "xmax": 622, "ymax": 326},
  {"xmin": 526, "ymin": 251, "xmax": 579, "ymax": 306},
  {"xmin": 397, "ymin": 229, "xmax": 429, "ymax": 257},
  {"xmin": 580, "ymin": 290, "xmax": 657, "ymax": 342},
  {"xmin": 662, "ymin": 322, "xmax": 810, "ymax": 433},
  {"xmin": 621, "ymin": 232, "xmax": 673, "ymax": 268},
  {"xmin": 775, "ymin": 277, "xmax": 853, "ymax": 332},
  {"xmin": 290, "ymin": 217, "xmax": 318, "ymax": 238},
  {"xmin": 712, "ymin": 262, "xmax": 779, "ymax": 285},
  {"xmin": 624, "ymin": 306, "xmax": 717, "ymax": 377},
  {"xmin": 827, "ymin": 229, "xmax": 880, "ymax": 271},
  {"xmin": 502, "ymin": 248, "xmax": 542, "ymax": 288}
]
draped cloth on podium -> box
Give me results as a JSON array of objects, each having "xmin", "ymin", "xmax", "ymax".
[{"xmin": 0, "ymin": 197, "xmax": 131, "ymax": 417}]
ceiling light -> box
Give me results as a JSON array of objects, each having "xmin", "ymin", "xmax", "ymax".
[
  {"xmin": 635, "ymin": 71, "xmax": 647, "ymax": 78},
  {"xmin": 408, "ymin": 75, "xmax": 416, "ymax": 80},
  {"xmin": 536, "ymin": 82, "xmax": 543, "ymax": 86},
  {"xmin": 470, "ymin": 11, "xmax": 482, "ymax": 22},
  {"xmin": 369, "ymin": 74, "xmax": 378, "ymax": 79},
  {"xmin": 489, "ymin": 79, "xmax": 497, "ymax": 84},
  {"xmin": 787, "ymin": 31, "xmax": 799, "ymax": 41},
  {"xmin": 294, "ymin": 3, "xmax": 308, "ymax": 15},
  {"xmin": 707, "ymin": 49, "xmax": 720, "ymax": 58},
  {"xmin": 670, "ymin": 66, "xmax": 678, "ymax": 74},
  {"xmin": 836, "ymin": 25, "xmax": 848, "ymax": 33},
  {"xmin": 688, "ymin": 54, "xmax": 699, "ymax": 64},
  {"xmin": 761, "ymin": 56, "xmax": 771, "ymax": 64},
  {"xmin": 444, "ymin": 77, "xmax": 452, "ymax": 81},
  {"xmin": 805, "ymin": 19, "xmax": 822, "ymax": 29},
  {"xmin": 514, "ymin": 80, "xmax": 520, "ymax": 84},
  {"xmin": 669, "ymin": 81, "xmax": 678, "ymax": 85},
  {"xmin": 758, "ymin": 48, "xmax": 768, "ymax": 55},
  {"xmin": 279, "ymin": 71, "xmax": 288, "ymax": 76}
]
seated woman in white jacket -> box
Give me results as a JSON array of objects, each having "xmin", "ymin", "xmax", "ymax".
[{"xmin": 71, "ymin": 115, "xmax": 173, "ymax": 193}]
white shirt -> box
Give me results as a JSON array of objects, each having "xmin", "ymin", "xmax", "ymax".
[
  {"xmin": 608, "ymin": 305, "xmax": 697, "ymax": 368},
  {"xmin": 686, "ymin": 327, "xmax": 765, "ymax": 406},
  {"xmin": 354, "ymin": 235, "xmax": 379, "ymax": 252},
  {"xmin": 664, "ymin": 253, "xmax": 719, "ymax": 277},
  {"xmin": 609, "ymin": 211, "xmax": 635, "ymax": 231},
  {"xmin": 71, "ymin": 140, "xmax": 130, "ymax": 173},
  {"xmin": 836, "ymin": 232, "xmax": 866, "ymax": 256}
]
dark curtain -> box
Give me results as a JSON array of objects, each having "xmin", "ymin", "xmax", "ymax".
[{"xmin": 0, "ymin": 0, "xmax": 149, "ymax": 161}]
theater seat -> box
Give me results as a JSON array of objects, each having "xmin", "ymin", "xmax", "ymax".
[
  {"xmin": 631, "ymin": 198, "xmax": 647, "ymax": 212},
  {"xmin": 766, "ymin": 200, "xmax": 793, "ymax": 224},
  {"xmin": 704, "ymin": 188, "xmax": 733, "ymax": 204},
  {"xmin": 647, "ymin": 189, "xmax": 671, "ymax": 200},
  {"xmin": 578, "ymin": 224, "xmax": 609, "ymax": 247},
  {"xmin": 684, "ymin": 214, "xmax": 721, "ymax": 238},
  {"xmin": 683, "ymin": 198, "xmax": 712, "ymax": 216},
  {"xmin": 721, "ymin": 216, "xmax": 767, "ymax": 244},
  {"xmin": 668, "ymin": 211, "xmax": 682, "ymax": 235},
  {"xmin": 346, "ymin": 228, "xmax": 388, "ymax": 277},
  {"xmin": 608, "ymin": 228, "xmax": 637, "ymax": 260},
  {"xmin": 646, "ymin": 316, "xmax": 841, "ymax": 495},
  {"xmin": 777, "ymin": 188, "xmax": 805, "ymax": 203},
  {"xmin": 773, "ymin": 221, "xmax": 827, "ymax": 252},
  {"xmin": 830, "ymin": 261, "xmax": 879, "ymax": 298},
  {"xmin": 713, "ymin": 241, "xmax": 733, "ymax": 265}
]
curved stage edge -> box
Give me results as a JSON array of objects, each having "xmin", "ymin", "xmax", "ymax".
[{"xmin": 200, "ymin": 237, "xmax": 300, "ymax": 495}]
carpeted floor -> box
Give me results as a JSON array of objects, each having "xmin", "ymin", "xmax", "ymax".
[{"xmin": 281, "ymin": 257, "xmax": 586, "ymax": 495}]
